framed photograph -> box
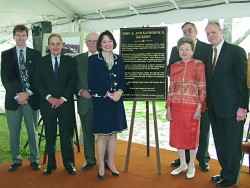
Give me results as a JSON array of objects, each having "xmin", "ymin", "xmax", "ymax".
[{"xmin": 42, "ymin": 31, "xmax": 84, "ymax": 57}]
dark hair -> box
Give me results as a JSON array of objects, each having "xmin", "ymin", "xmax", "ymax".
[
  {"xmin": 97, "ymin": 30, "xmax": 117, "ymax": 52},
  {"xmin": 13, "ymin": 25, "xmax": 28, "ymax": 36},
  {"xmin": 177, "ymin": 36, "xmax": 195, "ymax": 51},
  {"xmin": 181, "ymin": 22, "xmax": 197, "ymax": 32},
  {"xmin": 47, "ymin": 33, "xmax": 63, "ymax": 45}
]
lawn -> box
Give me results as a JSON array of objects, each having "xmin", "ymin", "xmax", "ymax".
[
  {"xmin": 0, "ymin": 101, "xmax": 167, "ymax": 165},
  {"xmin": 0, "ymin": 114, "xmax": 48, "ymax": 164}
]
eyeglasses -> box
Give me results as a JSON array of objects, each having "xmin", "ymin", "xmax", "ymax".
[{"xmin": 86, "ymin": 40, "xmax": 97, "ymax": 45}]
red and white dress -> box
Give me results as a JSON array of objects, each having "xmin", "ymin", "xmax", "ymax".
[{"xmin": 166, "ymin": 58, "xmax": 206, "ymax": 149}]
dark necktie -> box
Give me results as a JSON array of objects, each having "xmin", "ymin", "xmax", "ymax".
[
  {"xmin": 19, "ymin": 49, "xmax": 30, "ymax": 91},
  {"xmin": 212, "ymin": 47, "xmax": 217, "ymax": 74},
  {"xmin": 54, "ymin": 56, "xmax": 59, "ymax": 80}
]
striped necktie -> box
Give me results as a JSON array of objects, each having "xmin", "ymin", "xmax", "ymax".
[{"xmin": 212, "ymin": 47, "xmax": 217, "ymax": 74}]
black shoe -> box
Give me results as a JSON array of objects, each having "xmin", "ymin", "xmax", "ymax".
[
  {"xmin": 8, "ymin": 163, "xmax": 22, "ymax": 172},
  {"xmin": 104, "ymin": 162, "xmax": 109, "ymax": 170},
  {"xmin": 171, "ymin": 159, "xmax": 180, "ymax": 167},
  {"xmin": 211, "ymin": 174, "xmax": 223, "ymax": 182},
  {"xmin": 43, "ymin": 166, "xmax": 57, "ymax": 175},
  {"xmin": 30, "ymin": 162, "xmax": 41, "ymax": 171},
  {"xmin": 67, "ymin": 166, "xmax": 76, "ymax": 175},
  {"xmin": 199, "ymin": 162, "xmax": 210, "ymax": 172},
  {"xmin": 82, "ymin": 163, "xmax": 96, "ymax": 170},
  {"xmin": 98, "ymin": 172, "xmax": 105, "ymax": 180},
  {"xmin": 216, "ymin": 179, "xmax": 235, "ymax": 187},
  {"xmin": 107, "ymin": 165, "xmax": 119, "ymax": 176}
]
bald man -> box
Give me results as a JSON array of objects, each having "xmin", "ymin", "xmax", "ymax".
[{"xmin": 75, "ymin": 33, "xmax": 108, "ymax": 170}]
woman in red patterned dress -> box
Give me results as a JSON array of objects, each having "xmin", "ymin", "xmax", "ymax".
[{"xmin": 166, "ymin": 37, "xmax": 206, "ymax": 179}]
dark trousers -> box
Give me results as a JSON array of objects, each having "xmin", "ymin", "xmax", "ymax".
[
  {"xmin": 43, "ymin": 111, "xmax": 75, "ymax": 169},
  {"xmin": 185, "ymin": 110, "xmax": 210, "ymax": 163},
  {"xmin": 209, "ymin": 109, "xmax": 244, "ymax": 182}
]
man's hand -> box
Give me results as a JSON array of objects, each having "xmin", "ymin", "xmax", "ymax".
[
  {"xmin": 16, "ymin": 92, "xmax": 29, "ymax": 105},
  {"xmin": 80, "ymin": 89, "xmax": 92, "ymax": 99},
  {"xmin": 236, "ymin": 107, "xmax": 247, "ymax": 122},
  {"xmin": 48, "ymin": 96, "xmax": 61, "ymax": 108}
]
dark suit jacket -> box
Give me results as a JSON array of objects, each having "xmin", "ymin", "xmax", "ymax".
[
  {"xmin": 205, "ymin": 41, "xmax": 249, "ymax": 118},
  {"xmin": 167, "ymin": 39, "xmax": 211, "ymax": 76},
  {"xmin": 34, "ymin": 54, "xmax": 77, "ymax": 117},
  {"xmin": 88, "ymin": 52, "xmax": 126, "ymax": 96},
  {"xmin": 1, "ymin": 47, "xmax": 41, "ymax": 111},
  {"xmin": 74, "ymin": 52, "xmax": 93, "ymax": 115}
]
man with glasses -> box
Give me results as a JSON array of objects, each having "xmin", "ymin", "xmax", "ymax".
[
  {"xmin": 75, "ymin": 32, "xmax": 108, "ymax": 171},
  {"xmin": 167, "ymin": 22, "xmax": 211, "ymax": 172}
]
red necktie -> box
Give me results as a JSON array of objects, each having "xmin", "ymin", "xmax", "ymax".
[{"xmin": 212, "ymin": 47, "xmax": 217, "ymax": 74}]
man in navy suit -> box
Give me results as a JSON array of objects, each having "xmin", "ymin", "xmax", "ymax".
[
  {"xmin": 1, "ymin": 25, "xmax": 41, "ymax": 172},
  {"xmin": 34, "ymin": 33, "xmax": 77, "ymax": 175},
  {"xmin": 205, "ymin": 21, "xmax": 249, "ymax": 187},
  {"xmin": 167, "ymin": 22, "xmax": 211, "ymax": 172}
]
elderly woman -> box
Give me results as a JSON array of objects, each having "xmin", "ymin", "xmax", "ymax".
[
  {"xmin": 166, "ymin": 36, "xmax": 206, "ymax": 179},
  {"xmin": 88, "ymin": 30, "xmax": 127, "ymax": 180}
]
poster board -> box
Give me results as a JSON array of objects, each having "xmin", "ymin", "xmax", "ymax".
[
  {"xmin": 42, "ymin": 31, "xmax": 84, "ymax": 57},
  {"xmin": 120, "ymin": 27, "xmax": 168, "ymax": 100}
]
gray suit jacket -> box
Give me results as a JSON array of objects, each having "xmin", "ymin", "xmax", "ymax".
[{"xmin": 75, "ymin": 52, "xmax": 93, "ymax": 115}]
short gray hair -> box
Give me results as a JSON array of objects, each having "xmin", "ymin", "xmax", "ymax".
[
  {"xmin": 47, "ymin": 33, "xmax": 63, "ymax": 45},
  {"xmin": 177, "ymin": 37, "xmax": 195, "ymax": 51}
]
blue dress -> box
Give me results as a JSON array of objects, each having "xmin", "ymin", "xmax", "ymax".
[{"xmin": 88, "ymin": 52, "xmax": 127, "ymax": 135}]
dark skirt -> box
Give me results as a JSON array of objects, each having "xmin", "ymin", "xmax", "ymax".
[
  {"xmin": 92, "ymin": 97, "xmax": 127, "ymax": 135},
  {"xmin": 169, "ymin": 103, "xmax": 200, "ymax": 150}
]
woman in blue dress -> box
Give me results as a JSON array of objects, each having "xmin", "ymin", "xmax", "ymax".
[{"xmin": 88, "ymin": 30, "xmax": 127, "ymax": 180}]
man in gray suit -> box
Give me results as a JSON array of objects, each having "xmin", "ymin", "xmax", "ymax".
[
  {"xmin": 1, "ymin": 25, "xmax": 41, "ymax": 172},
  {"xmin": 75, "ymin": 32, "xmax": 108, "ymax": 170}
]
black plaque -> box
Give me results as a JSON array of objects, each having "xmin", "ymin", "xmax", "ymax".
[{"xmin": 120, "ymin": 27, "xmax": 168, "ymax": 100}]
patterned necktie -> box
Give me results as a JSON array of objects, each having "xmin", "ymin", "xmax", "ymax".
[
  {"xmin": 212, "ymin": 47, "xmax": 217, "ymax": 74},
  {"xmin": 54, "ymin": 56, "xmax": 59, "ymax": 80},
  {"xmin": 19, "ymin": 49, "xmax": 30, "ymax": 91}
]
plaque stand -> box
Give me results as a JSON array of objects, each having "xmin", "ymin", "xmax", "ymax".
[{"xmin": 125, "ymin": 101, "xmax": 161, "ymax": 174}]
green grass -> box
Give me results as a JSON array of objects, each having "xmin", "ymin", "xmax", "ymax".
[
  {"xmin": 0, "ymin": 101, "xmax": 166, "ymax": 165},
  {"xmin": 0, "ymin": 114, "xmax": 52, "ymax": 164},
  {"xmin": 124, "ymin": 101, "xmax": 166, "ymax": 122}
]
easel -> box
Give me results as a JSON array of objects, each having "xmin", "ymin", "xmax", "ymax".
[{"xmin": 125, "ymin": 101, "xmax": 161, "ymax": 174}]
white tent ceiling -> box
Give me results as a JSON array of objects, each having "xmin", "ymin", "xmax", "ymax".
[{"xmin": 0, "ymin": 0, "xmax": 250, "ymax": 35}]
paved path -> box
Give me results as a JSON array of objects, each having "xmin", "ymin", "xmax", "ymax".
[{"xmin": 118, "ymin": 101, "xmax": 249, "ymax": 166}]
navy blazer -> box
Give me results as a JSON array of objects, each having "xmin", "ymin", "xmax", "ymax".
[
  {"xmin": 1, "ymin": 47, "xmax": 41, "ymax": 110},
  {"xmin": 205, "ymin": 41, "xmax": 249, "ymax": 118},
  {"xmin": 88, "ymin": 52, "xmax": 126, "ymax": 97}
]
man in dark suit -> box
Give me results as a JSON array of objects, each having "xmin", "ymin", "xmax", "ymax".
[
  {"xmin": 1, "ymin": 25, "xmax": 41, "ymax": 172},
  {"xmin": 75, "ymin": 32, "xmax": 108, "ymax": 170},
  {"xmin": 205, "ymin": 21, "xmax": 249, "ymax": 187},
  {"xmin": 34, "ymin": 33, "xmax": 77, "ymax": 175},
  {"xmin": 167, "ymin": 22, "xmax": 211, "ymax": 172}
]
